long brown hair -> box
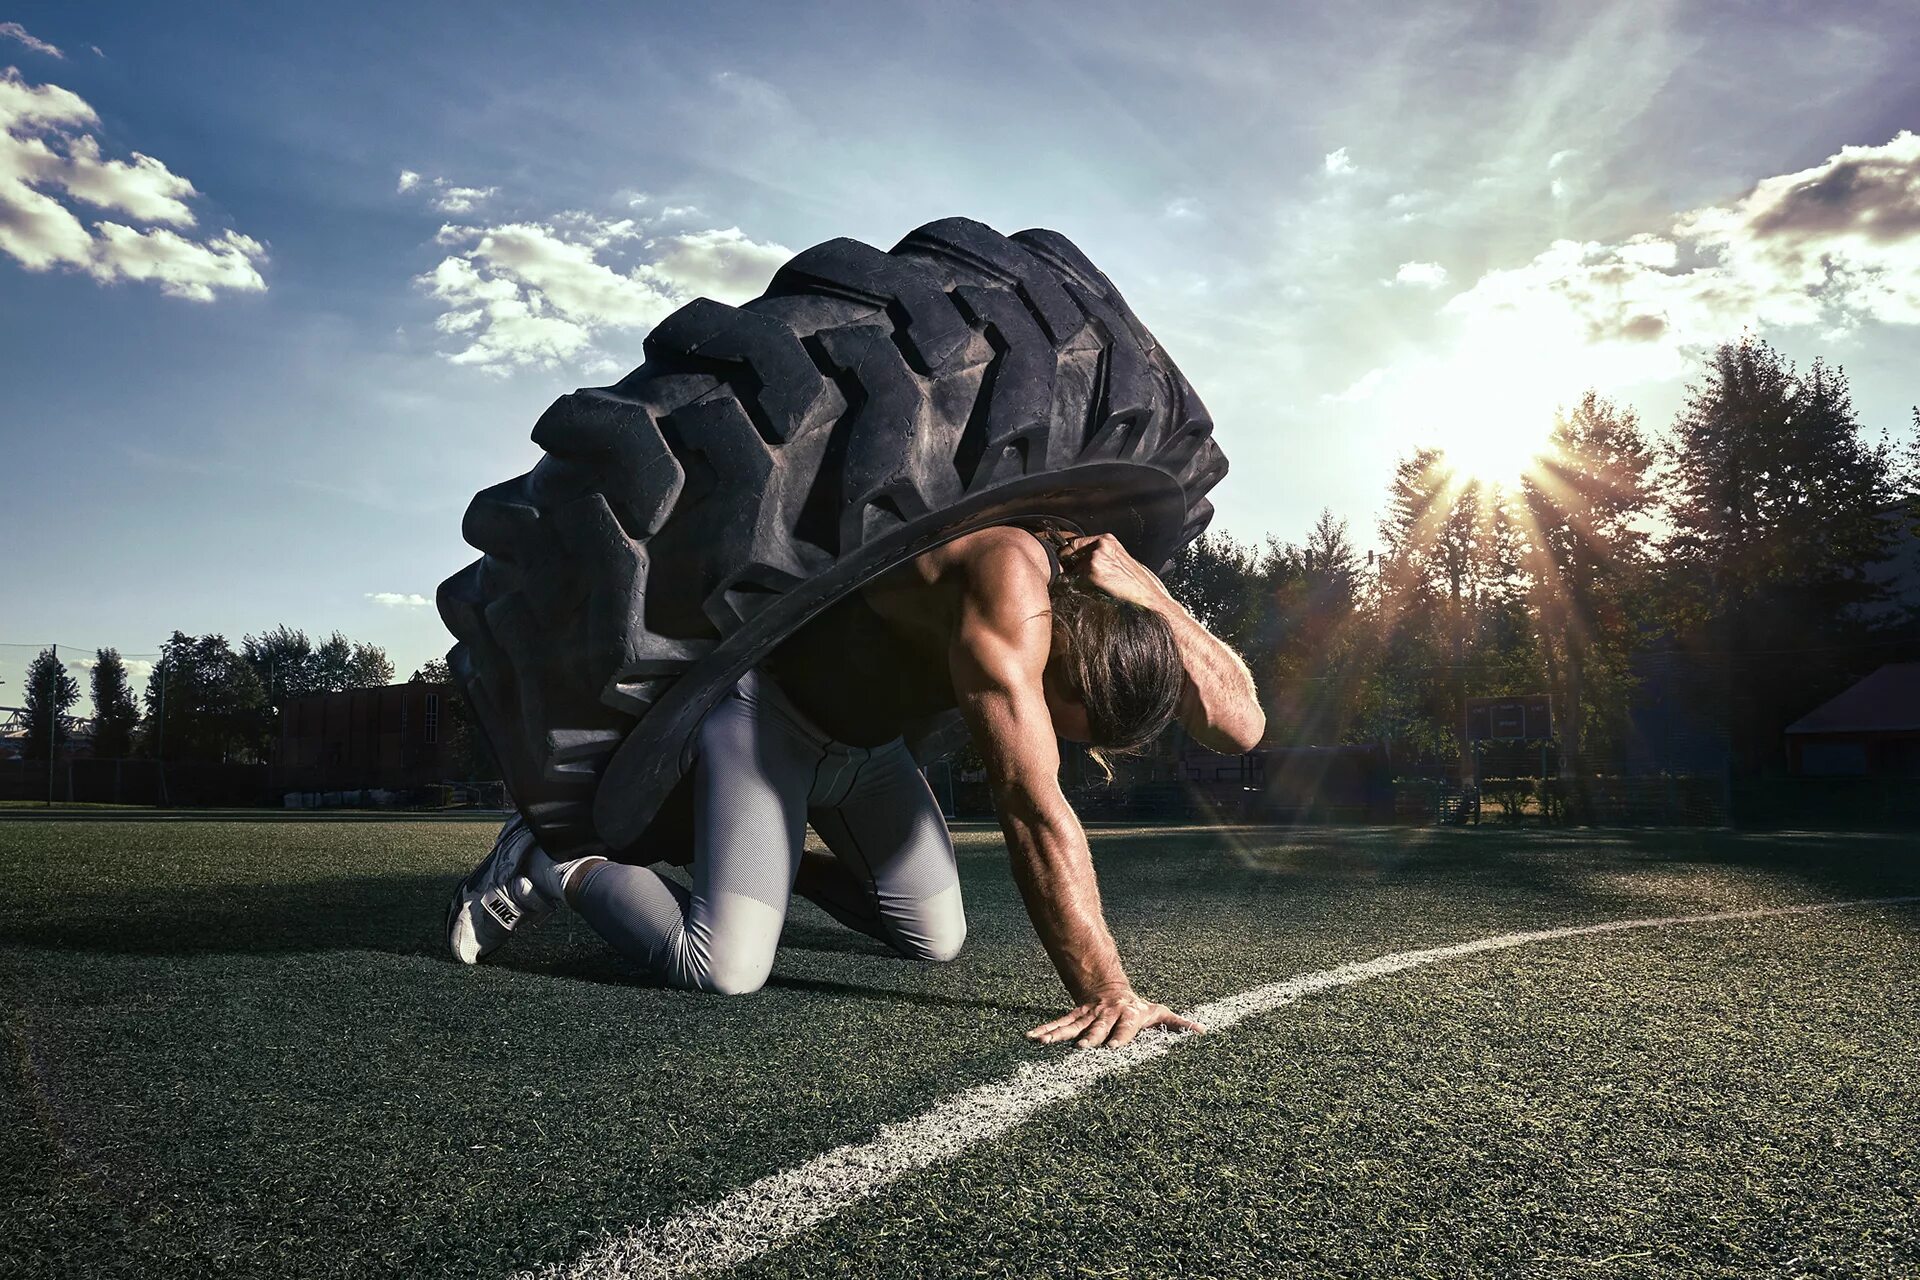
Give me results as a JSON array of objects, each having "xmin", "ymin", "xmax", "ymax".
[{"xmin": 1030, "ymin": 523, "xmax": 1183, "ymax": 772}]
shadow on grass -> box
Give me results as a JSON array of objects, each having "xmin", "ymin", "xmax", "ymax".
[
  {"xmin": 6, "ymin": 827, "xmax": 1915, "ymax": 965},
  {"xmin": 0, "ymin": 874, "xmax": 1039, "ymax": 1016},
  {"xmin": 762, "ymin": 975, "xmax": 1056, "ymax": 1016},
  {"xmin": 0, "ymin": 873, "xmax": 455, "ymax": 957},
  {"xmin": 1086, "ymin": 824, "xmax": 1920, "ymax": 903}
]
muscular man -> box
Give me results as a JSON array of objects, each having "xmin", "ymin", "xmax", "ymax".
[{"xmin": 447, "ymin": 524, "xmax": 1264, "ymax": 1048}]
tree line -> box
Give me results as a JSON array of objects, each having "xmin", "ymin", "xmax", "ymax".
[
  {"xmin": 1161, "ymin": 336, "xmax": 1920, "ymax": 778},
  {"xmin": 18, "ymin": 336, "xmax": 1915, "ymax": 785},
  {"xmin": 18, "ymin": 626, "xmax": 400, "ymax": 765}
]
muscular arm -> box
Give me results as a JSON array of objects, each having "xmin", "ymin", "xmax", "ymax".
[
  {"xmin": 952, "ymin": 613, "xmax": 1130, "ymax": 1003},
  {"xmin": 948, "ymin": 534, "xmax": 1201, "ymax": 1046},
  {"xmin": 1062, "ymin": 534, "xmax": 1266, "ymax": 754}
]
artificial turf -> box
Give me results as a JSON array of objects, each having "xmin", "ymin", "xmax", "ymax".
[{"xmin": 2, "ymin": 819, "xmax": 1915, "ymax": 1278}]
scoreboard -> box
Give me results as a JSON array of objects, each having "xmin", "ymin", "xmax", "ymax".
[{"xmin": 1465, "ymin": 695, "xmax": 1553, "ymax": 742}]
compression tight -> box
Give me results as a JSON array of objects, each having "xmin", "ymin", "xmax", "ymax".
[{"xmin": 548, "ymin": 668, "xmax": 965, "ymax": 995}]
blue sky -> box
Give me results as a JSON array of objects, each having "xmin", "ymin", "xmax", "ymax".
[{"xmin": 4, "ymin": 0, "xmax": 1920, "ymax": 708}]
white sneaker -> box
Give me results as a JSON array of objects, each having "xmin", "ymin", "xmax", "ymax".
[{"xmin": 447, "ymin": 814, "xmax": 558, "ymax": 964}]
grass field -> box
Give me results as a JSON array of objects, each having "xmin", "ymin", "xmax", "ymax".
[{"xmin": 3, "ymin": 818, "xmax": 1917, "ymax": 1279}]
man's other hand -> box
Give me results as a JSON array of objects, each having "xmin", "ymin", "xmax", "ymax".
[{"xmin": 1060, "ymin": 534, "xmax": 1171, "ymax": 612}]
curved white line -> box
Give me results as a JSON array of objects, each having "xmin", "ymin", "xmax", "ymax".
[{"xmin": 518, "ymin": 895, "xmax": 1918, "ymax": 1280}]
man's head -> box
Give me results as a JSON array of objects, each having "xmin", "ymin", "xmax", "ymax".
[{"xmin": 1041, "ymin": 579, "xmax": 1183, "ymax": 758}]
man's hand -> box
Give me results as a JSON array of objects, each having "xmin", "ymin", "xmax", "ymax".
[
  {"xmin": 1027, "ymin": 989, "xmax": 1206, "ymax": 1048},
  {"xmin": 1060, "ymin": 534, "xmax": 1171, "ymax": 611}
]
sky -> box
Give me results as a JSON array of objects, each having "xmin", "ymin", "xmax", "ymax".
[{"xmin": 4, "ymin": 0, "xmax": 1920, "ymax": 710}]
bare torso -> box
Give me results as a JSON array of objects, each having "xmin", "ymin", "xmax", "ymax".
[{"xmin": 761, "ymin": 526, "xmax": 1055, "ymax": 745}]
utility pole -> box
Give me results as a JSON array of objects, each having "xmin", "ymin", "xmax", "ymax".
[
  {"xmin": 155, "ymin": 656, "xmax": 170, "ymax": 808},
  {"xmin": 46, "ymin": 643, "xmax": 56, "ymax": 808}
]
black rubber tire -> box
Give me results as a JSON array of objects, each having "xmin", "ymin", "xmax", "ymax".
[{"xmin": 438, "ymin": 217, "xmax": 1227, "ymax": 860}]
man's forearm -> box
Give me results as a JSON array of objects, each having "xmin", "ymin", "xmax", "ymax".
[
  {"xmin": 1151, "ymin": 595, "xmax": 1266, "ymax": 753},
  {"xmin": 996, "ymin": 795, "xmax": 1130, "ymax": 1000}
]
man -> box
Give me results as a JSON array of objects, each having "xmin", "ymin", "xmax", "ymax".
[{"xmin": 448, "ymin": 523, "xmax": 1264, "ymax": 1049}]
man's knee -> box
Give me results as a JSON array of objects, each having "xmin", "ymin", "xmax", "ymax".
[
  {"xmin": 891, "ymin": 890, "xmax": 966, "ymax": 963},
  {"xmin": 916, "ymin": 914, "xmax": 966, "ymax": 964},
  {"xmin": 671, "ymin": 892, "xmax": 783, "ymax": 996},
  {"xmin": 688, "ymin": 957, "xmax": 772, "ymax": 997}
]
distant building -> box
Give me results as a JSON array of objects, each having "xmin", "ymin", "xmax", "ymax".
[
  {"xmin": 1784, "ymin": 663, "xmax": 1920, "ymax": 777},
  {"xmin": 278, "ymin": 681, "xmax": 456, "ymax": 790}
]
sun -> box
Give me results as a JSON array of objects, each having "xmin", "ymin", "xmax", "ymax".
[
  {"xmin": 1431, "ymin": 408, "xmax": 1551, "ymax": 488},
  {"xmin": 1396, "ymin": 322, "xmax": 1607, "ymax": 489}
]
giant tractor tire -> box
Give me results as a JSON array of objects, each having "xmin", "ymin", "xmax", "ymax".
[{"xmin": 438, "ymin": 217, "xmax": 1227, "ymax": 860}]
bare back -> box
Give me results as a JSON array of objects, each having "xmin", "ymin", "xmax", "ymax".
[{"xmin": 759, "ymin": 526, "xmax": 1057, "ymax": 746}]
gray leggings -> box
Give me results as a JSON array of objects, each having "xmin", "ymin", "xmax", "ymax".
[{"xmin": 567, "ymin": 668, "xmax": 965, "ymax": 995}]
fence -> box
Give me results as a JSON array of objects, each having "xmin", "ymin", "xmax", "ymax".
[{"xmin": 0, "ymin": 757, "xmax": 270, "ymax": 807}]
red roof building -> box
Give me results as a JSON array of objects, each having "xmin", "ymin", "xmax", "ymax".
[{"xmin": 1783, "ymin": 663, "xmax": 1920, "ymax": 777}]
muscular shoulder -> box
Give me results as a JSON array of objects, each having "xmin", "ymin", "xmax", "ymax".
[
  {"xmin": 937, "ymin": 527, "xmax": 1050, "ymax": 620},
  {"xmin": 932, "ymin": 527, "xmax": 1053, "ymax": 689}
]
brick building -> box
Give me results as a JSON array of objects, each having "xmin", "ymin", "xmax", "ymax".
[{"xmin": 278, "ymin": 681, "xmax": 456, "ymax": 790}]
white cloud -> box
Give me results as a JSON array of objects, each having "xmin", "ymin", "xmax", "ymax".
[
  {"xmin": 1164, "ymin": 196, "xmax": 1201, "ymax": 220},
  {"xmin": 1444, "ymin": 131, "xmax": 1920, "ymax": 367},
  {"xmin": 366, "ymin": 592, "xmax": 431, "ymax": 608},
  {"xmin": 431, "ymin": 184, "xmax": 495, "ymax": 214},
  {"xmin": 88, "ymin": 223, "xmax": 268, "ymax": 301},
  {"xmin": 395, "ymin": 168, "xmax": 497, "ymax": 213},
  {"xmin": 59, "ymin": 134, "xmax": 198, "ymax": 224},
  {"xmin": 417, "ymin": 214, "xmax": 792, "ymax": 372},
  {"xmin": 1391, "ymin": 261, "xmax": 1448, "ymax": 288},
  {"xmin": 1332, "ymin": 132, "xmax": 1920, "ymax": 478},
  {"xmin": 0, "ymin": 22, "xmax": 62, "ymax": 58},
  {"xmin": 1324, "ymin": 146, "xmax": 1355, "ymax": 175},
  {"xmin": 0, "ymin": 68, "xmax": 265, "ymax": 297}
]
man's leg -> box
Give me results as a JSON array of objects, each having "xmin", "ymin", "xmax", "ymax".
[
  {"xmin": 446, "ymin": 810, "xmax": 562, "ymax": 964},
  {"xmin": 803, "ymin": 741, "xmax": 966, "ymax": 963},
  {"xmin": 553, "ymin": 673, "xmax": 816, "ymax": 995}
]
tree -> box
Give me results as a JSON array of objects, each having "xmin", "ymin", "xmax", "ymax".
[
  {"xmin": 243, "ymin": 625, "xmax": 321, "ymax": 706},
  {"xmin": 244, "ymin": 627, "xmax": 395, "ymax": 702},
  {"xmin": 1257, "ymin": 512, "xmax": 1373, "ymax": 748},
  {"xmin": 1375, "ymin": 451, "xmax": 1535, "ymax": 771},
  {"xmin": 1522, "ymin": 391, "xmax": 1656, "ymax": 765},
  {"xmin": 348, "ymin": 642, "xmax": 394, "ymax": 689},
  {"xmin": 1663, "ymin": 338, "xmax": 1898, "ymax": 770},
  {"xmin": 143, "ymin": 632, "xmax": 269, "ymax": 764},
  {"xmin": 1164, "ymin": 532, "xmax": 1263, "ymax": 654},
  {"xmin": 22, "ymin": 647, "xmax": 80, "ymax": 762},
  {"xmin": 89, "ymin": 648, "xmax": 140, "ymax": 759}
]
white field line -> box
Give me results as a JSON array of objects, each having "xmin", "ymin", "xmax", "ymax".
[{"xmin": 518, "ymin": 895, "xmax": 1918, "ymax": 1280}]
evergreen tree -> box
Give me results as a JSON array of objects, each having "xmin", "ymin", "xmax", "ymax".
[
  {"xmin": 1662, "ymin": 338, "xmax": 1897, "ymax": 770},
  {"xmin": 1375, "ymin": 451, "xmax": 1535, "ymax": 768},
  {"xmin": 89, "ymin": 648, "xmax": 140, "ymax": 759},
  {"xmin": 22, "ymin": 647, "xmax": 80, "ymax": 762},
  {"xmin": 1164, "ymin": 532, "xmax": 1262, "ymax": 653},
  {"xmin": 1521, "ymin": 391, "xmax": 1656, "ymax": 765}
]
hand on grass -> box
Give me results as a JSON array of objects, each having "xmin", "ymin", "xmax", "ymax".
[
  {"xmin": 1027, "ymin": 990, "xmax": 1205, "ymax": 1048},
  {"xmin": 1060, "ymin": 534, "xmax": 1171, "ymax": 612}
]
